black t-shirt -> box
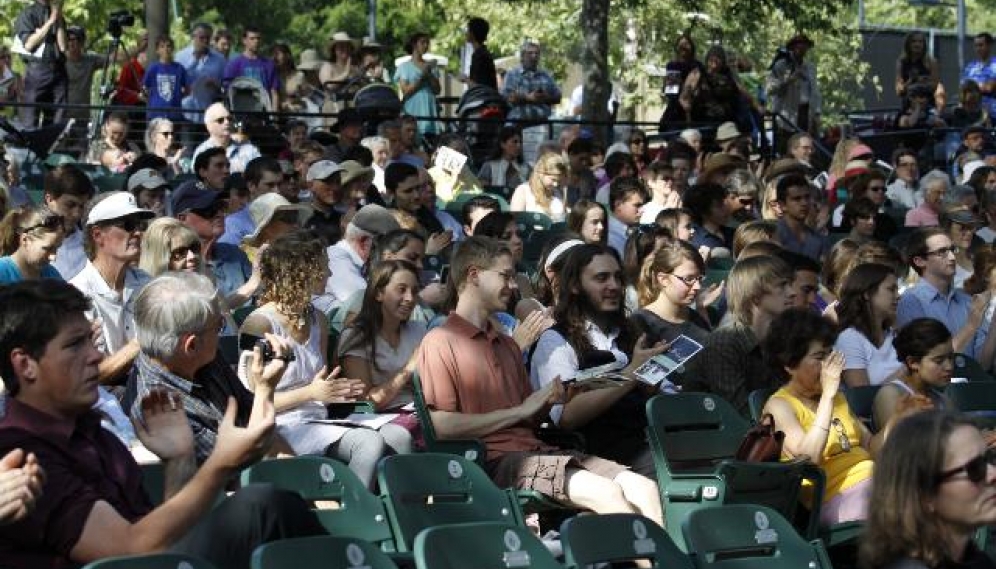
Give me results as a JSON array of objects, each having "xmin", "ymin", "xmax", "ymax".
[{"xmin": 469, "ymin": 45, "xmax": 498, "ymax": 90}]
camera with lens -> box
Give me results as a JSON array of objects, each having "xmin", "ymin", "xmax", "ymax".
[
  {"xmin": 238, "ymin": 333, "xmax": 296, "ymax": 362},
  {"xmin": 107, "ymin": 10, "xmax": 135, "ymax": 39}
]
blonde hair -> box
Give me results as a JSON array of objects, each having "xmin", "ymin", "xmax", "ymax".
[
  {"xmin": 761, "ymin": 180, "xmax": 781, "ymax": 221},
  {"xmin": 726, "ymin": 256, "xmax": 793, "ymax": 325},
  {"xmin": 829, "ymin": 137, "xmax": 861, "ymax": 180},
  {"xmin": 732, "ymin": 220, "xmax": 778, "ymax": 258},
  {"xmin": 139, "ymin": 217, "xmax": 201, "ymax": 277},
  {"xmin": 527, "ymin": 153, "xmax": 568, "ymax": 214},
  {"xmin": 638, "ymin": 241, "xmax": 704, "ymax": 306}
]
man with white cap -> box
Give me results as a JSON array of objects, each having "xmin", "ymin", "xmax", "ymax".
[
  {"xmin": 303, "ymin": 159, "xmax": 346, "ymax": 246},
  {"xmin": 322, "ymin": 203, "xmax": 401, "ymax": 310},
  {"xmin": 191, "ymin": 102, "xmax": 261, "ymax": 174},
  {"xmin": 70, "ymin": 191, "xmax": 155, "ymax": 383},
  {"xmin": 126, "ymin": 167, "xmax": 169, "ymax": 217},
  {"xmin": 173, "ymin": 182, "xmax": 253, "ymax": 302}
]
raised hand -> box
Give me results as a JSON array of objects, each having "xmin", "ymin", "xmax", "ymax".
[
  {"xmin": 209, "ymin": 396, "xmax": 276, "ymax": 472},
  {"xmin": 819, "ymin": 350, "xmax": 845, "ymax": 397},
  {"xmin": 0, "ymin": 449, "xmax": 44, "ymax": 526},
  {"xmin": 512, "ymin": 309, "xmax": 555, "ymax": 351},
  {"xmin": 426, "ymin": 231, "xmax": 453, "ymax": 256},
  {"xmin": 132, "ymin": 390, "xmax": 195, "ymax": 461},
  {"xmin": 248, "ymin": 333, "xmax": 291, "ymax": 391}
]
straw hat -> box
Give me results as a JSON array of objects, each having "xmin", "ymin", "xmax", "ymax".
[
  {"xmin": 297, "ymin": 49, "xmax": 324, "ymax": 71},
  {"xmin": 329, "ymin": 32, "xmax": 359, "ymax": 49}
]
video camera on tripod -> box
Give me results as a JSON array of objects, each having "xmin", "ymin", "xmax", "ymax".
[{"xmin": 106, "ymin": 10, "xmax": 135, "ymax": 39}]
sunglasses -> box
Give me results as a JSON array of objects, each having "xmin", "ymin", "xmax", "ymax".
[
  {"xmin": 170, "ymin": 242, "xmax": 202, "ymax": 261},
  {"xmin": 105, "ymin": 216, "xmax": 149, "ymax": 233},
  {"xmin": 832, "ymin": 418, "xmax": 851, "ymax": 453},
  {"xmin": 937, "ymin": 448, "xmax": 996, "ymax": 485},
  {"xmin": 19, "ymin": 214, "xmax": 65, "ymax": 234}
]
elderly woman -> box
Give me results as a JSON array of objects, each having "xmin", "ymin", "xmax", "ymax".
[
  {"xmin": 860, "ymin": 410, "xmax": 996, "ymax": 569},
  {"xmin": 762, "ymin": 308, "xmax": 890, "ymax": 526},
  {"xmin": 144, "ymin": 117, "xmax": 184, "ymax": 176},
  {"xmin": 906, "ymin": 170, "xmax": 950, "ymax": 227},
  {"xmin": 240, "ymin": 231, "xmax": 411, "ymax": 489}
]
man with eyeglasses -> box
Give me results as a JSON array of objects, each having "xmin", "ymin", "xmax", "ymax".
[
  {"xmin": 897, "ymin": 227, "xmax": 993, "ymax": 357},
  {"xmin": 177, "ymin": 22, "xmax": 227, "ymax": 125},
  {"xmin": 887, "ymin": 148, "xmax": 921, "ymax": 210},
  {"xmin": 192, "ymin": 102, "xmax": 261, "ymax": 174},
  {"xmin": 172, "ymin": 180, "xmax": 253, "ymax": 305},
  {"xmin": 418, "ymin": 236, "xmax": 664, "ymax": 525},
  {"xmin": 501, "ymin": 40, "xmax": 561, "ymax": 124},
  {"xmin": 70, "ymin": 192, "xmax": 154, "ymax": 387}
]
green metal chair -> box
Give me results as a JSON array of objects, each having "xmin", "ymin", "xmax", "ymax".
[
  {"xmin": 681, "ymin": 504, "xmax": 833, "ymax": 569},
  {"xmin": 82, "ymin": 553, "xmax": 217, "ymax": 569},
  {"xmin": 251, "ymin": 535, "xmax": 398, "ymax": 569},
  {"xmin": 955, "ymin": 354, "xmax": 996, "ymax": 382},
  {"xmin": 240, "ymin": 456, "xmax": 394, "ymax": 548},
  {"xmin": 561, "ymin": 513, "xmax": 694, "ymax": 569},
  {"xmin": 706, "ymin": 256, "xmax": 735, "ymax": 271},
  {"xmin": 747, "ymin": 387, "xmax": 776, "ymax": 424},
  {"xmin": 946, "ymin": 381, "xmax": 996, "ymax": 428},
  {"xmin": 844, "ymin": 385, "xmax": 882, "ymax": 433},
  {"xmin": 377, "ymin": 453, "xmax": 525, "ymax": 553},
  {"xmin": 704, "ymin": 267, "xmax": 729, "ymax": 288},
  {"xmin": 93, "ymin": 174, "xmax": 126, "ymax": 193},
  {"xmin": 646, "ymin": 392, "xmax": 820, "ymax": 550},
  {"xmin": 411, "ymin": 371, "xmax": 487, "ymax": 464},
  {"xmin": 414, "ymin": 521, "xmax": 562, "ymax": 569},
  {"xmin": 513, "ymin": 211, "xmax": 553, "ymax": 234}
]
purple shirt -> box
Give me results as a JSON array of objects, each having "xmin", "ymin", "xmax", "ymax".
[
  {"xmin": 0, "ymin": 397, "xmax": 151, "ymax": 568},
  {"xmin": 223, "ymin": 54, "xmax": 281, "ymax": 92}
]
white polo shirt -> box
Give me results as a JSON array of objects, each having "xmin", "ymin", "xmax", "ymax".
[{"xmin": 70, "ymin": 261, "xmax": 151, "ymax": 354}]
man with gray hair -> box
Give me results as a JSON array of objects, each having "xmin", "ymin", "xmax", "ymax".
[
  {"xmin": 321, "ymin": 204, "xmax": 400, "ymax": 311},
  {"xmin": 501, "ymin": 40, "xmax": 561, "ymax": 123},
  {"xmin": 128, "ymin": 271, "xmax": 294, "ymax": 466}
]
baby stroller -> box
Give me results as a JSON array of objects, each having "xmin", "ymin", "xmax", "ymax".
[
  {"xmin": 352, "ymin": 83, "xmax": 402, "ymax": 136},
  {"xmin": 226, "ymin": 77, "xmax": 283, "ymax": 156},
  {"xmin": 456, "ymin": 85, "xmax": 508, "ymax": 166}
]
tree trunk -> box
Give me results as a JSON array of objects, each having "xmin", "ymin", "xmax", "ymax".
[
  {"xmin": 580, "ymin": 0, "xmax": 611, "ymax": 140},
  {"xmin": 145, "ymin": 0, "xmax": 169, "ymax": 64}
]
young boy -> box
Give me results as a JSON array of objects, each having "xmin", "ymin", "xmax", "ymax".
[{"xmin": 143, "ymin": 36, "xmax": 190, "ymax": 122}]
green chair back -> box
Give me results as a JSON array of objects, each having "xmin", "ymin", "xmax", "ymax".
[
  {"xmin": 706, "ymin": 256, "xmax": 735, "ymax": 271},
  {"xmin": 414, "ymin": 522, "xmax": 561, "ymax": 569},
  {"xmin": 513, "ymin": 211, "xmax": 553, "ymax": 234},
  {"xmin": 240, "ymin": 457, "xmax": 394, "ymax": 546},
  {"xmin": 94, "ymin": 174, "xmax": 126, "ymax": 193},
  {"xmin": 955, "ymin": 354, "xmax": 996, "ymax": 382},
  {"xmin": 747, "ymin": 388, "xmax": 776, "ymax": 424},
  {"xmin": 82, "ymin": 553, "xmax": 217, "ymax": 568},
  {"xmin": 704, "ymin": 268, "xmax": 729, "ymax": 288},
  {"xmin": 682, "ymin": 504, "xmax": 833, "ymax": 569},
  {"xmin": 947, "ymin": 381, "xmax": 996, "ymax": 428},
  {"xmin": 411, "ymin": 371, "xmax": 486, "ymax": 464},
  {"xmin": 647, "ymin": 392, "xmax": 749, "ymax": 471},
  {"xmin": 252, "ymin": 535, "xmax": 398, "ymax": 569},
  {"xmin": 377, "ymin": 453, "xmax": 524, "ymax": 552},
  {"xmin": 561, "ymin": 513, "xmax": 694, "ymax": 569},
  {"xmin": 844, "ymin": 385, "xmax": 881, "ymax": 433}
]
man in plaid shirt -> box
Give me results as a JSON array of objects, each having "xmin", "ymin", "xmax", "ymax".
[{"xmin": 502, "ymin": 40, "xmax": 561, "ymax": 124}]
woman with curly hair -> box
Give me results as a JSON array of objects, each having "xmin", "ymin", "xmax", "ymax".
[
  {"xmin": 239, "ymin": 230, "xmax": 411, "ymax": 488},
  {"xmin": 510, "ymin": 151, "xmax": 568, "ymax": 223}
]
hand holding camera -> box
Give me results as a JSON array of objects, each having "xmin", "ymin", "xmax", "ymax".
[{"xmin": 247, "ymin": 333, "xmax": 293, "ymax": 392}]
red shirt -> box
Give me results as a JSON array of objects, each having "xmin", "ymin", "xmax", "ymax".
[
  {"xmin": 112, "ymin": 58, "xmax": 145, "ymax": 106},
  {"xmin": 0, "ymin": 397, "xmax": 151, "ymax": 568}
]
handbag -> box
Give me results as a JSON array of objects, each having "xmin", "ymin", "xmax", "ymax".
[{"xmin": 735, "ymin": 413, "xmax": 785, "ymax": 462}]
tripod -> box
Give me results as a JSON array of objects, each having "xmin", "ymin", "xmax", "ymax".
[{"xmin": 87, "ymin": 34, "xmax": 132, "ymax": 148}]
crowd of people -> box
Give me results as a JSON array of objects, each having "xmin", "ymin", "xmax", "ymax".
[{"xmin": 3, "ymin": 2, "xmax": 996, "ymax": 569}]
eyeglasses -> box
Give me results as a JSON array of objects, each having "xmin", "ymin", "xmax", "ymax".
[
  {"xmin": 213, "ymin": 116, "xmax": 232, "ymax": 124},
  {"xmin": 937, "ymin": 448, "xmax": 996, "ymax": 485},
  {"xmin": 925, "ymin": 246, "xmax": 960, "ymax": 257},
  {"xmin": 159, "ymin": 131, "xmax": 174, "ymax": 137},
  {"xmin": 668, "ymin": 273, "xmax": 705, "ymax": 286},
  {"xmin": 105, "ymin": 216, "xmax": 149, "ymax": 233},
  {"xmin": 832, "ymin": 418, "xmax": 851, "ymax": 453},
  {"xmin": 170, "ymin": 242, "xmax": 202, "ymax": 261},
  {"xmin": 19, "ymin": 214, "xmax": 64, "ymax": 234}
]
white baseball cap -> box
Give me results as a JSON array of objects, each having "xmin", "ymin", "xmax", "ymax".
[{"xmin": 86, "ymin": 191, "xmax": 156, "ymax": 226}]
